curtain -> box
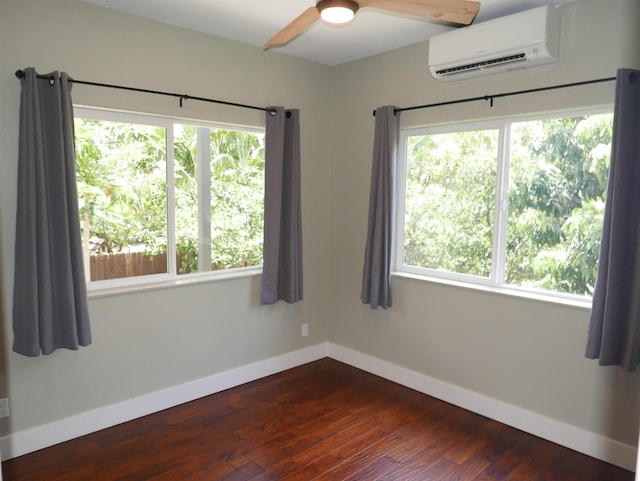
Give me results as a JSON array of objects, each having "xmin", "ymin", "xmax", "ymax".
[
  {"xmin": 586, "ymin": 68, "xmax": 640, "ymax": 371},
  {"xmin": 361, "ymin": 106, "xmax": 399, "ymax": 309},
  {"xmin": 13, "ymin": 68, "xmax": 92, "ymax": 356},
  {"xmin": 261, "ymin": 107, "xmax": 303, "ymax": 304}
]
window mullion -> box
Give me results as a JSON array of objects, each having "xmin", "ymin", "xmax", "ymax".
[
  {"xmin": 166, "ymin": 124, "xmax": 177, "ymax": 276},
  {"xmin": 394, "ymin": 131, "xmax": 410, "ymax": 271},
  {"xmin": 492, "ymin": 123, "xmax": 510, "ymax": 286},
  {"xmin": 197, "ymin": 127, "xmax": 212, "ymax": 272}
]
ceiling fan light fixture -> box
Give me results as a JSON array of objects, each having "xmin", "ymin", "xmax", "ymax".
[{"xmin": 318, "ymin": 0, "xmax": 359, "ymax": 24}]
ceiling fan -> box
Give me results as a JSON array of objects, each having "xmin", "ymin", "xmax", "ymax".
[{"xmin": 264, "ymin": 0, "xmax": 481, "ymax": 49}]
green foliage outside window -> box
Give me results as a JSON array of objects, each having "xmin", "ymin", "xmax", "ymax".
[
  {"xmin": 75, "ymin": 115, "xmax": 264, "ymax": 281},
  {"xmin": 506, "ymin": 114, "xmax": 612, "ymax": 295},
  {"xmin": 404, "ymin": 129, "xmax": 498, "ymax": 278},
  {"xmin": 402, "ymin": 112, "xmax": 613, "ymax": 297},
  {"xmin": 173, "ymin": 125, "xmax": 265, "ymax": 273},
  {"xmin": 75, "ymin": 118, "xmax": 168, "ymax": 256}
]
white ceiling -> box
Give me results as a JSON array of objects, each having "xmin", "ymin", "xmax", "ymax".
[{"xmin": 80, "ymin": 0, "xmax": 572, "ymax": 65}]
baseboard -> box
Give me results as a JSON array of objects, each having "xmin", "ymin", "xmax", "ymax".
[
  {"xmin": 0, "ymin": 342, "xmax": 329, "ymax": 461},
  {"xmin": 327, "ymin": 343, "xmax": 637, "ymax": 472},
  {"xmin": 2, "ymin": 341, "xmax": 636, "ymax": 472}
]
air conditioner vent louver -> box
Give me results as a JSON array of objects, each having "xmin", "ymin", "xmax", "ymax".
[
  {"xmin": 428, "ymin": 6, "xmax": 560, "ymax": 81},
  {"xmin": 435, "ymin": 53, "xmax": 527, "ymax": 77}
]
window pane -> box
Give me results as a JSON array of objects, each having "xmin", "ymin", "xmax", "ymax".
[
  {"xmin": 173, "ymin": 126, "xmax": 265, "ymax": 274},
  {"xmin": 75, "ymin": 118, "xmax": 168, "ymax": 281},
  {"xmin": 403, "ymin": 129, "xmax": 499, "ymax": 278},
  {"xmin": 506, "ymin": 114, "xmax": 612, "ymax": 295},
  {"xmin": 210, "ymin": 129, "xmax": 265, "ymax": 270}
]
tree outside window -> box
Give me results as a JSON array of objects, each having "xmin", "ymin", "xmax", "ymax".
[
  {"xmin": 399, "ymin": 111, "xmax": 613, "ymax": 298},
  {"xmin": 74, "ymin": 110, "xmax": 265, "ymax": 285}
]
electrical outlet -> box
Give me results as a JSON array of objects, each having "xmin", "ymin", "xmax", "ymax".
[
  {"xmin": 0, "ymin": 398, "xmax": 9, "ymax": 419},
  {"xmin": 301, "ymin": 323, "xmax": 309, "ymax": 337}
]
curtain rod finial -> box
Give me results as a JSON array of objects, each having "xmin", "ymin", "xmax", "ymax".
[{"xmin": 15, "ymin": 69, "xmax": 25, "ymax": 79}]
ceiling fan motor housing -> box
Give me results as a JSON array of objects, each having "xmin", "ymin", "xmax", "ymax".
[{"xmin": 317, "ymin": 0, "xmax": 360, "ymax": 23}]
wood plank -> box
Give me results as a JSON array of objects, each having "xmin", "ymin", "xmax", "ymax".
[{"xmin": 2, "ymin": 359, "xmax": 633, "ymax": 481}]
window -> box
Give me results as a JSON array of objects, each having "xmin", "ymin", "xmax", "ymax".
[
  {"xmin": 396, "ymin": 110, "xmax": 613, "ymax": 300},
  {"xmin": 75, "ymin": 108, "xmax": 265, "ymax": 288}
]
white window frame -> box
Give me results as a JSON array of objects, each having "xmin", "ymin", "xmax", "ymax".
[
  {"xmin": 394, "ymin": 107, "xmax": 613, "ymax": 307},
  {"xmin": 75, "ymin": 107, "xmax": 264, "ymax": 297}
]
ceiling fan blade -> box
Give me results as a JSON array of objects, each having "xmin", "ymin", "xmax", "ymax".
[
  {"xmin": 264, "ymin": 6, "xmax": 321, "ymax": 49},
  {"xmin": 360, "ymin": 0, "xmax": 480, "ymax": 26}
]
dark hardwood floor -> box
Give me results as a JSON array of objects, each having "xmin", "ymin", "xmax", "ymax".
[{"xmin": 2, "ymin": 358, "xmax": 633, "ymax": 480}]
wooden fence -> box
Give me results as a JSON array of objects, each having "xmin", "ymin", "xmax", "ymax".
[{"xmin": 89, "ymin": 251, "xmax": 192, "ymax": 281}]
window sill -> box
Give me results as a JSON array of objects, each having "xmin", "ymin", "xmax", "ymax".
[
  {"xmin": 87, "ymin": 267, "xmax": 262, "ymax": 299},
  {"xmin": 392, "ymin": 271, "xmax": 593, "ymax": 311}
]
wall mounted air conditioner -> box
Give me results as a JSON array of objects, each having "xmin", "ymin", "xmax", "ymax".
[{"xmin": 428, "ymin": 5, "xmax": 560, "ymax": 81}]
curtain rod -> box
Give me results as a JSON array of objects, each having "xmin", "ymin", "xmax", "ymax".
[
  {"xmin": 374, "ymin": 76, "xmax": 620, "ymax": 116},
  {"xmin": 14, "ymin": 69, "xmax": 282, "ymax": 116}
]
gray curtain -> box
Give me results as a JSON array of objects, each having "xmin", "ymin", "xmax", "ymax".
[
  {"xmin": 361, "ymin": 106, "xmax": 399, "ymax": 309},
  {"xmin": 13, "ymin": 68, "xmax": 92, "ymax": 356},
  {"xmin": 261, "ymin": 107, "xmax": 303, "ymax": 304},
  {"xmin": 586, "ymin": 68, "xmax": 640, "ymax": 371}
]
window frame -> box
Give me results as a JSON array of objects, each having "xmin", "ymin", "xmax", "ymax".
[
  {"xmin": 394, "ymin": 107, "xmax": 613, "ymax": 306},
  {"xmin": 74, "ymin": 106, "xmax": 265, "ymax": 297}
]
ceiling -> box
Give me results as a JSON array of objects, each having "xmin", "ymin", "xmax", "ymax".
[{"xmin": 80, "ymin": 0, "xmax": 572, "ymax": 65}]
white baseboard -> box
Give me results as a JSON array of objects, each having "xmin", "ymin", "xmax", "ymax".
[
  {"xmin": 1, "ymin": 341, "xmax": 636, "ymax": 473},
  {"xmin": 0, "ymin": 343, "xmax": 329, "ymax": 461},
  {"xmin": 327, "ymin": 343, "xmax": 637, "ymax": 472}
]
